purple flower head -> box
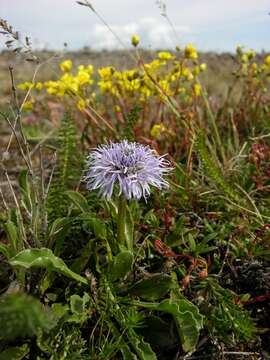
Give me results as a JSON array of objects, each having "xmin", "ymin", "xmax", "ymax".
[{"xmin": 85, "ymin": 140, "xmax": 171, "ymax": 200}]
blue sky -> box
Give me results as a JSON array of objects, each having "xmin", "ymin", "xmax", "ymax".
[{"xmin": 1, "ymin": 0, "xmax": 269, "ymax": 52}]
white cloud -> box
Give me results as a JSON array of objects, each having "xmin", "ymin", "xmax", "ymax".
[
  {"xmin": 166, "ymin": 0, "xmax": 269, "ymax": 26},
  {"xmin": 90, "ymin": 17, "xmax": 191, "ymax": 50},
  {"xmin": 0, "ymin": 0, "xmax": 269, "ymax": 51}
]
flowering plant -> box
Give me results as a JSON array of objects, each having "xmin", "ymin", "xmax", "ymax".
[
  {"xmin": 85, "ymin": 140, "xmax": 171, "ymax": 250},
  {"xmin": 85, "ymin": 140, "xmax": 171, "ymax": 200}
]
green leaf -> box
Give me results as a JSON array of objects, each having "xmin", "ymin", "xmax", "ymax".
[
  {"xmin": 110, "ymin": 251, "xmax": 133, "ymax": 281},
  {"xmin": 0, "ymin": 243, "xmax": 9, "ymax": 258},
  {"xmin": 81, "ymin": 214, "xmax": 107, "ymax": 240},
  {"xmin": 187, "ymin": 233, "xmax": 196, "ymax": 252},
  {"xmin": 133, "ymin": 298, "xmax": 204, "ymax": 353},
  {"xmin": 47, "ymin": 113, "xmax": 82, "ymax": 221},
  {"xmin": 71, "ymin": 239, "xmax": 93, "ymax": 273},
  {"xmin": 70, "ymin": 293, "xmax": 90, "ymax": 315},
  {"xmin": 140, "ymin": 316, "xmax": 177, "ymax": 349},
  {"xmin": 121, "ymin": 347, "xmax": 138, "ymax": 360},
  {"xmin": 40, "ymin": 272, "xmax": 56, "ymax": 295},
  {"xmin": 171, "ymin": 299, "xmax": 204, "ymax": 353},
  {"xmin": 197, "ymin": 133, "xmax": 238, "ymax": 201},
  {"xmin": 70, "ymin": 294, "xmax": 84, "ymax": 315},
  {"xmin": 4, "ymin": 220, "xmax": 20, "ymax": 255},
  {"xmin": 69, "ymin": 293, "xmax": 91, "ymax": 324},
  {"xmin": 108, "ymin": 319, "xmax": 138, "ymax": 360},
  {"xmin": 89, "ymin": 217, "xmax": 107, "ymax": 240},
  {"xmin": 128, "ymin": 329, "xmax": 157, "ymax": 360},
  {"xmin": 104, "ymin": 199, "xmax": 118, "ymax": 220},
  {"xmin": 0, "ymin": 344, "xmax": 29, "ymax": 360},
  {"xmin": 18, "ymin": 169, "xmax": 30, "ymax": 195},
  {"xmin": 144, "ymin": 210, "xmax": 159, "ymax": 227},
  {"xmin": 47, "ymin": 217, "xmax": 69, "ymax": 252},
  {"xmin": 51, "ymin": 303, "xmax": 69, "ymax": 319},
  {"xmin": 48, "ymin": 217, "xmax": 69, "ymax": 239},
  {"xmin": 196, "ymin": 245, "xmax": 218, "ymax": 254},
  {"xmin": 129, "ymin": 274, "xmax": 174, "ymax": 301},
  {"xmin": 66, "ymin": 190, "xmax": 89, "ymax": 213},
  {"xmin": 18, "ymin": 169, "xmax": 33, "ymax": 214},
  {"xmin": 0, "ymin": 293, "xmax": 55, "ymax": 341},
  {"xmin": 10, "ymin": 248, "xmax": 88, "ymax": 285}
]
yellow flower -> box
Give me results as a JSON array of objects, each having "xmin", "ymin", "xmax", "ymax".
[
  {"xmin": 19, "ymin": 81, "xmax": 44, "ymax": 91},
  {"xmin": 200, "ymin": 63, "xmax": 207, "ymax": 71},
  {"xmin": 169, "ymin": 72, "xmax": 178, "ymax": 82},
  {"xmin": 111, "ymin": 87, "xmax": 120, "ymax": 97},
  {"xmin": 158, "ymin": 51, "xmax": 175, "ymax": 61},
  {"xmin": 193, "ymin": 83, "xmax": 202, "ymax": 96},
  {"xmin": 131, "ymin": 34, "xmax": 140, "ymax": 47},
  {"xmin": 251, "ymin": 62, "xmax": 258, "ymax": 71},
  {"xmin": 22, "ymin": 100, "xmax": 34, "ymax": 111},
  {"xmin": 35, "ymin": 82, "xmax": 43, "ymax": 91},
  {"xmin": 264, "ymin": 55, "xmax": 270, "ymax": 66},
  {"xmin": 44, "ymin": 81, "xmax": 59, "ymax": 95},
  {"xmin": 193, "ymin": 66, "xmax": 200, "ymax": 76},
  {"xmin": 76, "ymin": 99, "xmax": 88, "ymax": 111},
  {"xmin": 77, "ymin": 69, "xmax": 91, "ymax": 86},
  {"xmin": 157, "ymin": 80, "xmax": 173, "ymax": 97},
  {"xmin": 18, "ymin": 82, "xmax": 34, "ymax": 91},
  {"xmin": 261, "ymin": 64, "xmax": 268, "ymax": 72},
  {"xmin": 140, "ymin": 85, "xmax": 152, "ymax": 98},
  {"xmin": 78, "ymin": 65, "xmax": 85, "ymax": 71},
  {"xmin": 86, "ymin": 64, "xmax": 94, "ymax": 75},
  {"xmin": 247, "ymin": 50, "xmax": 255, "ymax": 60},
  {"xmin": 77, "ymin": 64, "xmax": 94, "ymax": 75},
  {"xmin": 241, "ymin": 63, "xmax": 248, "ymax": 75},
  {"xmin": 177, "ymin": 87, "xmax": 186, "ymax": 94},
  {"xmin": 182, "ymin": 67, "xmax": 194, "ymax": 81},
  {"xmin": 60, "ymin": 59, "xmax": 73, "ymax": 72},
  {"xmin": 151, "ymin": 124, "xmax": 167, "ymax": 139},
  {"xmin": 60, "ymin": 73, "xmax": 79, "ymax": 94},
  {"xmin": 98, "ymin": 80, "xmax": 113, "ymax": 92},
  {"xmin": 241, "ymin": 54, "xmax": 249, "ymax": 63},
  {"xmin": 114, "ymin": 105, "xmax": 121, "ymax": 112},
  {"xmin": 98, "ymin": 66, "xmax": 115, "ymax": 80},
  {"xmin": 184, "ymin": 44, "xmax": 198, "ymax": 60},
  {"xmin": 145, "ymin": 59, "xmax": 165, "ymax": 71},
  {"xmin": 124, "ymin": 78, "xmax": 141, "ymax": 92}
]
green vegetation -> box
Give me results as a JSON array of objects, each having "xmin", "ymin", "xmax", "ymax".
[{"xmin": 0, "ymin": 9, "xmax": 270, "ymax": 360}]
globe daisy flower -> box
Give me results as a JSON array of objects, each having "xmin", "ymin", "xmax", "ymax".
[{"xmin": 85, "ymin": 140, "xmax": 171, "ymax": 201}]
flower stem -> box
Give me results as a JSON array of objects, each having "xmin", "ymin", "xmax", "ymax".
[{"xmin": 117, "ymin": 194, "xmax": 127, "ymax": 248}]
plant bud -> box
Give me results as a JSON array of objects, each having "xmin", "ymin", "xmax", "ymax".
[{"xmin": 131, "ymin": 34, "xmax": 140, "ymax": 47}]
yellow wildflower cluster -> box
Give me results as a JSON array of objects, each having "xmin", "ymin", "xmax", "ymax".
[
  {"xmin": 184, "ymin": 44, "xmax": 198, "ymax": 60},
  {"xmin": 95, "ymin": 48, "xmax": 205, "ymax": 103},
  {"xmin": 158, "ymin": 51, "xmax": 175, "ymax": 61},
  {"xmin": 44, "ymin": 61, "xmax": 94, "ymax": 97},
  {"xmin": 22, "ymin": 99, "xmax": 35, "ymax": 112},
  {"xmin": 236, "ymin": 46, "xmax": 270, "ymax": 78},
  {"xmin": 150, "ymin": 124, "xmax": 167, "ymax": 139},
  {"xmin": 18, "ymin": 82, "xmax": 43, "ymax": 91},
  {"xmin": 60, "ymin": 59, "xmax": 73, "ymax": 72},
  {"xmin": 18, "ymin": 43, "xmax": 206, "ymax": 112},
  {"xmin": 233, "ymin": 46, "xmax": 270, "ymax": 96}
]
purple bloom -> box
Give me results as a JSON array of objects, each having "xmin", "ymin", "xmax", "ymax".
[{"xmin": 85, "ymin": 140, "xmax": 171, "ymax": 200}]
